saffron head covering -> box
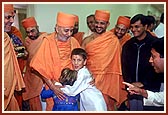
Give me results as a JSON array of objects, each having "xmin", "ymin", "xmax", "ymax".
[
  {"xmin": 21, "ymin": 17, "xmax": 37, "ymax": 29},
  {"xmin": 57, "ymin": 12, "xmax": 75, "ymax": 27},
  {"xmin": 4, "ymin": 4, "xmax": 14, "ymax": 13},
  {"xmin": 95, "ymin": 10, "xmax": 110, "ymax": 22},
  {"xmin": 74, "ymin": 15, "xmax": 79, "ymax": 23},
  {"xmin": 117, "ymin": 16, "xmax": 130, "ymax": 28}
]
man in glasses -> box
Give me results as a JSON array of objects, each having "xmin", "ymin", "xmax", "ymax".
[
  {"xmin": 110, "ymin": 16, "xmax": 131, "ymax": 48},
  {"xmin": 21, "ymin": 17, "xmax": 48, "ymax": 111},
  {"xmin": 4, "ymin": 4, "xmax": 25, "ymax": 111}
]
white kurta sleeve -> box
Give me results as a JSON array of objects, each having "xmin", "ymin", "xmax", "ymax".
[
  {"xmin": 61, "ymin": 68, "xmax": 92, "ymax": 96},
  {"xmin": 143, "ymin": 90, "xmax": 164, "ymax": 107}
]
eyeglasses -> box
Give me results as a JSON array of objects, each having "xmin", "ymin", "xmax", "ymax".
[
  {"xmin": 115, "ymin": 26, "xmax": 127, "ymax": 33},
  {"xmin": 26, "ymin": 29, "xmax": 36, "ymax": 34},
  {"xmin": 5, "ymin": 15, "xmax": 15, "ymax": 20}
]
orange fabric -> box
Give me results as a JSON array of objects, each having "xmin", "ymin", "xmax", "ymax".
[
  {"xmin": 22, "ymin": 33, "xmax": 47, "ymax": 111},
  {"xmin": 147, "ymin": 29, "xmax": 157, "ymax": 37},
  {"xmin": 30, "ymin": 32, "xmax": 80, "ymax": 110},
  {"xmin": 110, "ymin": 28, "xmax": 131, "ymax": 47},
  {"xmin": 119, "ymin": 33, "xmax": 131, "ymax": 47},
  {"xmin": 29, "ymin": 96, "xmax": 42, "ymax": 111},
  {"xmin": 117, "ymin": 16, "xmax": 130, "ymax": 28},
  {"xmin": 95, "ymin": 10, "xmax": 110, "ymax": 22},
  {"xmin": 57, "ymin": 12, "xmax": 75, "ymax": 27},
  {"xmin": 14, "ymin": 91, "xmax": 23, "ymax": 110},
  {"xmin": 21, "ymin": 17, "xmax": 37, "ymax": 29},
  {"xmin": 8, "ymin": 26, "xmax": 25, "ymax": 110},
  {"xmin": 5, "ymin": 95, "xmax": 20, "ymax": 111},
  {"xmin": 4, "ymin": 32, "xmax": 25, "ymax": 110},
  {"xmin": 73, "ymin": 32, "xmax": 85, "ymax": 45},
  {"xmin": 4, "ymin": 4, "xmax": 14, "ymax": 13},
  {"xmin": 9, "ymin": 26, "xmax": 26, "ymax": 73},
  {"xmin": 85, "ymin": 31, "xmax": 127, "ymax": 106}
]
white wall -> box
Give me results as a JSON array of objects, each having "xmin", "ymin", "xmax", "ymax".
[{"xmin": 25, "ymin": 2, "xmax": 164, "ymax": 33}]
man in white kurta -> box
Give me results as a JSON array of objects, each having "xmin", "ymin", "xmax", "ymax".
[
  {"xmin": 143, "ymin": 91, "xmax": 164, "ymax": 107},
  {"xmin": 61, "ymin": 66, "xmax": 107, "ymax": 111}
]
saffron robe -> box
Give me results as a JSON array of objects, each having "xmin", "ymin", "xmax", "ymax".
[
  {"xmin": 110, "ymin": 28, "xmax": 131, "ymax": 47},
  {"xmin": 85, "ymin": 31, "xmax": 127, "ymax": 106},
  {"xmin": 73, "ymin": 32, "xmax": 85, "ymax": 45},
  {"xmin": 4, "ymin": 32, "xmax": 25, "ymax": 110},
  {"xmin": 147, "ymin": 29, "xmax": 157, "ymax": 37},
  {"xmin": 22, "ymin": 32, "xmax": 48, "ymax": 110},
  {"xmin": 9, "ymin": 26, "xmax": 26, "ymax": 73},
  {"xmin": 30, "ymin": 32, "xmax": 80, "ymax": 110}
]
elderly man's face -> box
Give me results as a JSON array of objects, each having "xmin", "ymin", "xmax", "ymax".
[
  {"xmin": 56, "ymin": 26, "xmax": 74, "ymax": 42},
  {"xmin": 4, "ymin": 12, "xmax": 15, "ymax": 32}
]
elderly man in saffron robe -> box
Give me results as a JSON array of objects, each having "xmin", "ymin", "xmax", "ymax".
[
  {"xmin": 30, "ymin": 12, "xmax": 80, "ymax": 111},
  {"xmin": 4, "ymin": 4, "xmax": 25, "ymax": 111}
]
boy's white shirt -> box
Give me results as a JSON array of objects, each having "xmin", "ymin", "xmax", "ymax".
[
  {"xmin": 55, "ymin": 82, "xmax": 62, "ymax": 86},
  {"xmin": 60, "ymin": 66, "xmax": 107, "ymax": 111}
]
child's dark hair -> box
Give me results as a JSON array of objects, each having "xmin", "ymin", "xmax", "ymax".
[
  {"xmin": 71, "ymin": 48, "xmax": 87, "ymax": 60},
  {"xmin": 151, "ymin": 37, "xmax": 164, "ymax": 58},
  {"xmin": 59, "ymin": 68, "xmax": 77, "ymax": 86}
]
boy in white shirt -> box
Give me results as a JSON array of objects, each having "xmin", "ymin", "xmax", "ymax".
[{"xmin": 61, "ymin": 48, "xmax": 107, "ymax": 111}]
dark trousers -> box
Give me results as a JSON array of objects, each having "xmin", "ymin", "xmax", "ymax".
[{"xmin": 129, "ymin": 95, "xmax": 143, "ymax": 111}]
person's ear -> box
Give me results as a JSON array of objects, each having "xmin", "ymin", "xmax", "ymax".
[
  {"xmin": 55, "ymin": 25, "xmax": 59, "ymax": 33},
  {"xmin": 37, "ymin": 26, "xmax": 39, "ymax": 30},
  {"xmin": 144, "ymin": 24, "xmax": 148, "ymax": 31},
  {"xmin": 84, "ymin": 59, "xmax": 87, "ymax": 65}
]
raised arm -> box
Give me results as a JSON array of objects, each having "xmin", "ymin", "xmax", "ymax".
[{"xmin": 31, "ymin": 68, "xmax": 65, "ymax": 99}]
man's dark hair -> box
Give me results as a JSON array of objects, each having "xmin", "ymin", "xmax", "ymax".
[
  {"xmin": 71, "ymin": 48, "xmax": 87, "ymax": 60},
  {"xmin": 151, "ymin": 37, "xmax": 164, "ymax": 58},
  {"xmin": 146, "ymin": 15, "xmax": 156, "ymax": 26},
  {"xmin": 131, "ymin": 14, "xmax": 147, "ymax": 26},
  {"xmin": 87, "ymin": 14, "xmax": 95, "ymax": 19}
]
